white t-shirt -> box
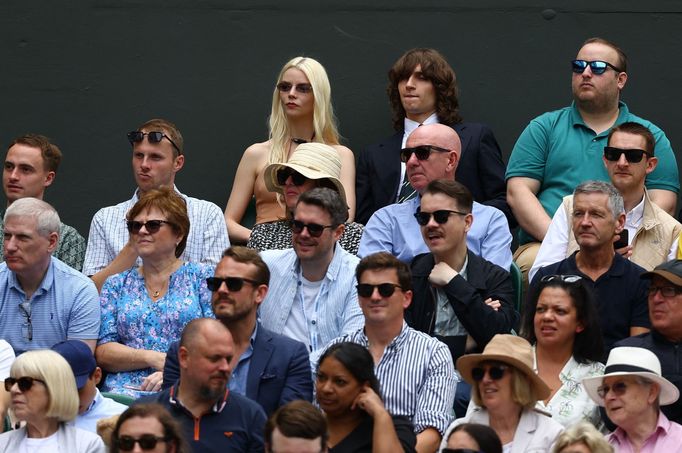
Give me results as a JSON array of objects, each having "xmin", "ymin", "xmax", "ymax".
[
  {"xmin": 19, "ymin": 430, "xmax": 60, "ymax": 453},
  {"xmin": 282, "ymin": 275, "xmax": 323, "ymax": 351},
  {"xmin": 0, "ymin": 340, "xmax": 15, "ymax": 380}
]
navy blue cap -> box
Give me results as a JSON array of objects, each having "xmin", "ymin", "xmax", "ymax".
[{"xmin": 51, "ymin": 340, "xmax": 96, "ymax": 389}]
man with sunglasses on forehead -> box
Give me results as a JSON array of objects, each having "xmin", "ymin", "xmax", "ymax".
[
  {"xmin": 531, "ymin": 122, "xmax": 681, "ymax": 282},
  {"xmin": 359, "ymin": 123, "xmax": 512, "ymax": 270},
  {"xmin": 162, "ymin": 246, "xmax": 313, "ymax": 415},
  {"xmin": 82, "ymin": 118, "xmax": 229, "ymax": 290},
  {"xmin": 507, "ymin": 37, "xmax": 679, "ymax": 284}
]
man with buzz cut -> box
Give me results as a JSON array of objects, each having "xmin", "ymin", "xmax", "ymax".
[{"xmin": 83, "ymin": 118, "xmax": 229, "ymax": 290}]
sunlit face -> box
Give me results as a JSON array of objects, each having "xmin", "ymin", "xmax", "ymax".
[
  {"xmin": 3, "ymin": 144, "xmax": 54, "ymax": 203},
  {"xmin": 419, "ymin": 192, "xmax": 472, "ymax": 258},
  {"xmin": 446, "ymin": 430, "xmax": 480, "ymax": 450},
  {"xmin": 269, "ymin": 428, "xmax": 323, "ymax": 453},
  {"xmin": 292, "ymin": 202, "xmax": 343, "ymax": 267},
  {"xmin": 132, "ymin": 127, "xmax": 184, "ymax": 194},
  {"xmin": 130, "ymin": 207, "xmax": 182, "ymax": 260},
  {"xmin": 279, "ymin": 68, "xmax": 315, "ymax": 120},
  {"xmin": 316, "ymin": 356, "xmax": 363, "ymax": 417},
  {"xmin": 180, "ymin": 325, "xmax": 233, "ymax": 402},
  {"xmin": 534, "ymin": 286, "xmax": 584, "ymax": 349},
  {"xmin": 398, "ymin": 64, "xmax": 437, "ymax": 122},
  {"xmin": 117, "ymin": 416, "xmax": 175, "ymax": 453},
  {"xmin": 571, "ymin": 192, "xmax": 623, "ymax": 251},
  {"xmin": 9, "ymin": 376, "xmax": 50, "ymax": 426},
  {"xmin": 603, "ymin": 375, "xmax": 658, "ymax": 429},
  {"xmin": 3, "ymin": 215, "xmax": 57, "ymax": 277},
  {"xmin": 404, "ymin": 128, "xmax": 457, "ymax": 193},
  {"xmin": 604, "ymin": 131, "xmax": 656, "ymax": 194},
  {"xmin": 357, "ymin": 268, "xmax": 412, "ymax": 327},
  {"xmin": 572, "ymin": 42, "xmax": 626, "ymax": 110},
  {"xmin": 211, "ymin": 257, "xmax": 264, "ymax": 324},
  {"xmin": 648, "ymin": 276, "xmax": 682, "ymax": 340}
]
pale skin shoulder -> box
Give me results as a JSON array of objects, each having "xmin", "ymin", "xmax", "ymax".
[
  {"xmin": 224, "ymin": 140, "xmax": 271, "ymax": 244},
  {"xmin": 332, "ymin": 144, "xmax": 356, "ymax": 222}
]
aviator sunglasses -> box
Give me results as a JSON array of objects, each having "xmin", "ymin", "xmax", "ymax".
[
  {"xmin": 289, "ymin": 220, "xmax": 335, "ymax": 237},
  {"xmin": 126, "ymin": 220, "xmax": 174, "ymax": 234},
  {"xmin": 571, "ymin": 59, "xmax": 623, "ymax": 75},
  {"xmin": 116, "ymin": 434, "xmax": 169, "ymax": 451},
  {"xmin": 356, "ymin": 283, "xmax": 403, "ymax": 298},
  {"xmin": 604, "ymin": 146, "xmax": 652, "ymax": 163},
  {"xmin": 276, "ymin": 81, "xmax": 313, "ymax": 94},
  {"xmin": 4, "ymin": 376, "xmax": 45, "ymax": 392},
  {"xmin": 206, "ymin": 276, "xmax": 259, "ymax": 292},
  {"xmin": 414, "ymin": 209, "xmax": 468, "ymax": 226},
  {"xmin": 276, "ymin": 167, "xmax": 308, "ymax": 186},
  {"xmin": 127, "ymin": 130, "xmax": 182, "ymax": 155},
  {"xmin": 400, "ymin": 144, "xmax": 450, "ymax": 163},
  {"xmin": 471, "ymin": 364, "xmax": 508, "ymax": 382}
]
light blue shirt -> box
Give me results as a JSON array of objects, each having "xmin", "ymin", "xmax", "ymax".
[
  {"xmin": 72, "ymin": 388, "xmax": 127, "ymax": 432},
  {"xmin": 229, "ymin": 324, "xmax": 257, "ymax": 396},
  {"xmin": 358, "ymin": 196, "xmax": 513, "ymax": 269},
  {"xmin": 0, "ymin": 256, "xmax": 100, "ymax": 355},
  {"xmin": 259, "ymin": 245, "xmax": 364, "ymax": 353}
]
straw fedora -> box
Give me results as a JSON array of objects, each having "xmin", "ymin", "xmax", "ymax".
[
  {"xmin": 583, "ymin": 346, "xmax": 679, "ymax": 406},
  {"xmin": 456, "ymin": 334, "xmax": 550, "ymax": 400},
  {"xmin": 263, "ymin": 143, "xmax": 346, "ymax": 204}
]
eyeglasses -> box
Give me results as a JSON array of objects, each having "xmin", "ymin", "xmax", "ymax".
[
  {"xmin": 648, "ymin": 286, "xmax": 682, "ymax": 298},
  {"xmin": 414, "ymin": 209, "xmax": 468, "ymax": 226},
  {"xmin": 276, "ymin": 82, "xmax": 313, "ymax": 94},
  {"xmin": 206, "ymin": 276, "xmax": 259, "ymax": 292},
  {"xmin": 400, "ymin": 145, "xmax": 451, "ymax": 163},
  {"xmin": 276, "ymin": 168, "xmax": 308, "ymax": 186},
  {"xmin": 126, "ymin": 220, "xmax": 174, "ymax": 235},
  {"xmin": 471, "ymin": 364, "xmax": 508, "ymax": 381},
  {"xmin": 116, "ymin": 434, "xmax": 169, "ymax": 451},
  {"xmin": 4, "ymin": 376, "xmax": 45, "ymax": 392},
  {"xmin": 290, "ymin": 220, "xmax": 335, "ymax": 237},
  {"xmin": 540, "ymin": 274, "xmax": 582, "ymax": 284},
  {"xmin": 127, "ymin": 130, "xmax": 182, "ymax": 155},
  {"xmin": 18, "ymin": 301, "xmax": 32, "ymax": 341},
  {"xmin": 356, "ymin": 283, "xmax": 403, "ymax": 298},
  {"xmin": 604, "ymin": 146, "xmax": 652, "ymax": 163},
  {"xmin": 571, "ymin": 59, "xmax": 623, "ymax": 75},
  {"xmin": 597, "ymin": 381, "xmax": 629, "ymax": 399}
]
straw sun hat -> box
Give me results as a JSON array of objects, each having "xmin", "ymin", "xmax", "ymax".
[{"xmin": 456, "ymin": 334, "xmax": 551, "ymax": 400}]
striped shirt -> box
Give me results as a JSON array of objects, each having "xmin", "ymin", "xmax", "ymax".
[
  {"xmin": 320, "ymin": 323, "xmax": 457, "ymax": 435},
  {"xmin": 82, "ymin": 186, "xmax": 229, "ymax": 276}
]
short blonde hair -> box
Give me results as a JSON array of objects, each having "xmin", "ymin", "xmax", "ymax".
[
  {"xmin": 10, "ymin": 350, "xmax": 78, "ymax": 421},
  {"xmin": 472, "ymin": 365, "xmax": 540, "ymax": 409},
  {"xmin": 552, "ymin": 421, "xmax": 613, "ymax": 453}
]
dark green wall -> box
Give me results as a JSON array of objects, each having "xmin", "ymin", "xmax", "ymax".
[{"xmin": 2, "ymin": 1, "xmax": 681, "ymax": 234}]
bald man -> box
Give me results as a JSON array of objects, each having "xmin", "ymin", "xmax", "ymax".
[{"xmin": 358, "ymin": 124, "xmax": 512, "ymax": 269}]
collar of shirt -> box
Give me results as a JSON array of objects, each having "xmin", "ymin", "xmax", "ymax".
[
  {"xmin": 169, "ymin": 383, "xmax": 229, "ymax": 414},
  {"xmin": 570, "ymin": 101, "xmax": 629, "ymax": 132},
  {"xmin": 289, "ymin": 243, "xmax": 345, "ymax": 283},
  {"xmin": 360, "ymin": 321, "xmax": 411, "ymax": 351},
  {"xmin": 625, "ymin": 194, "xmax": 645, "ymax": 231},
  {"xmin": 611, "ymin": 411, "xmax": 671, "ymax": 446},
  {"xmin": 459, "ymin": 254, "xmax": 469, "ymax": 280},
  {"xmin": 82, "ymin": 387, "xmax": 103, "ymax": 415},
  {"xmin": 402, "ymin": 113, "xmax": 439, "ymax": 148},
  {"xmin": 9, "ymin": 256, "xmax": 55, "ymax": 297}
]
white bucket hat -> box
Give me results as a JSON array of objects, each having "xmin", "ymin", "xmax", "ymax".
[{"xmin": 583, "ymin": 346, "xmax": 679, "ymax": 406}]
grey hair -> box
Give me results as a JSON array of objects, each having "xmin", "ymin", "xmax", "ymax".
[
  {"xmin": 573, "ymin": 180, "xmax": 624, "ymax": 218},
  {"xmin": 297, "ymin": 187, "xmax": 349, "ymax": 226},
  {"xmin": 4, "ymin": 198, "xmax": 61, "ymax": 236}
]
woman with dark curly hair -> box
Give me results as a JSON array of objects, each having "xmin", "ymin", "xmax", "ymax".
[{"xmin": 111, "ymin": 403, "xmax": 189, "ymax": 453}]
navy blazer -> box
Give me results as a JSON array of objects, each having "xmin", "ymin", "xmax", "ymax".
[
  {"xmin": 162, "ymin": 323, "xmax": 313, "ymax": 415},
  {"xmin": 356, "ymin": 122, "xmax": 514, "ymax": 227}
]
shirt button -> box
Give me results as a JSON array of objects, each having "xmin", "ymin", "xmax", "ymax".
[{"xmin": 311, "ymin": 320, "xmax": 317, "ymax": 325}]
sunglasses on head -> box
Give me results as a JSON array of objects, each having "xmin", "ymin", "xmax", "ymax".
[
  {"xmin": 276, "ymin": 82, "xmax": 313, "ymax": 94},
  {"xmin": 126, "ymin": 219, "xmax": 174, "ymax": 235},
  {"xmin": 206, "ymin": 276, "xmax": 258, "ymax": 292},
  {"xmin": 4, "ymin": 376, "xmax": 45, "ymax": 392},
  {"xmin": 276, "ymin": 167, "xmax": 308, "ymax": 186},
  {"xmin": 571, "ymin": 59, "xmax": 623, "ymax": 75},
  {"xmin": 290, "ymin": 219, "xmax": 335, "ymax": 237},
  {"xmin": 597, "ymin": 381, "xmax": 630, "ymax": 399},
  {"xmin": 414, "ymin": 209, "xmax": 468, "ymax": 226},
  {"xmin": 127, "ymin": 130, "xmax": 181, "ymax": 155},
  {"xmin": 116, "ymin": 434, "xmax": 169, "ymax": 451},
  {"xmin": 604, "ymin": 146, "xmax": 651, "ymax": 163},
  {"xmin": 471, "ymin": 364, "xmax": 508, "ymax": 382},
  {"xmin": 356, "ymin": 283, "xmax": 403, "ymax": 298},
  {"xmin": 540, "ymin": 274, "xmax": 582, "ymax": 284},
  {"xmin": 400, "ymin": 144, "xmax": 451, "ymax": 163}
]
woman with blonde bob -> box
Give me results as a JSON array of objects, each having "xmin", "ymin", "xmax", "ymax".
[
  {"xmin": 552, "ymin": 422, "xmax": 613, "ymax": 453},
  {"xmin": 440, "ymin": 334, "xmax": 564, "ymax": 453},
  {"xmin": 0, "ymin": 349, "xmax": 105, "ymax": 451},
  {"xmin": 225, "ymin": 56, "xmax": 355, "ymax": 244}
]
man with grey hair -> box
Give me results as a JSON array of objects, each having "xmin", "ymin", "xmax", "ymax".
[
  {"xmin": 0, "ymin": 198, "xmax": 100, "ymax": 355},
  {"xmin": 259, "ymin": 188, "xmax": 364, "ymax": 353},
  {"xmin": 531, "ymin": 180, "xmax": 650, "ymax": 353}
]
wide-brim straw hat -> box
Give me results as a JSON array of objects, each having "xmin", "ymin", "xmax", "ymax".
[
  {"xmin": 456, "ymin": 334, "xmax": 551, "ymax": 400},
  {"xmin": 583, "ymin": 346, "xmax": 679, "ymax": 406},
  {"xmin": 263, "ymin": 142, "xmax": 346, "ymax": 205}
]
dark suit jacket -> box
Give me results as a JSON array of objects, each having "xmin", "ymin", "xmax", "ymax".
[
  {"xmin": 162, "ymin": 323, "xmax": 313, "ymax": 415},
  {"xmin": 356, "ymin": 122, "xmax": 514, "ymax": 227}
]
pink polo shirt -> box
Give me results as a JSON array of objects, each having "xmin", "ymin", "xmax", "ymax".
[{"xmin": 608, "ymin": 412, "xmax": 682, "ymax": 453}]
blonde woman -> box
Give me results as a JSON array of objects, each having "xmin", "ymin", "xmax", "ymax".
[{"xmin": 225, "ymin": 56, "xmax": 355, "ymax": 244}]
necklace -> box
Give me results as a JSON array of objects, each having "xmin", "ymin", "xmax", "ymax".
[
  {"xmin": 146, "ymin": 281, "xmax": 166, "ymax": 299},
  {"xmin": 290, "ymin": 132, "xmax": 315, "ymax": 145}
]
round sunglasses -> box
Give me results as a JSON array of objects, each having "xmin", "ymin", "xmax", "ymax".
[
  {"xmin": 414, "ymin": 209, "xmax": 468, "ymax": 226},
  {"xmin": 471, "ymin": 364, "xmax": 508, "ymax": 382},
  {"xmin": 276, "ymin": 167, "xmax": 308, "ymax": 186},
  {"xmin": 127, "ymin": 130, "xmax": 182, "ymax": 155}
]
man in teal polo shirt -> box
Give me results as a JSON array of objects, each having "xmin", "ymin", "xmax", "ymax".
[{"xmin": 506, "ymin": 37, "xmax": 679, "ymax": 282}]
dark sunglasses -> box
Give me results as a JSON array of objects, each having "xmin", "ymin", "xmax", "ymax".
[
  {"xmin": 276, "ymin": 167, "xmax": 308, "ymax": 186},
  {"xmin": 471, "ymin": 364, "xmax": 508, "ymax": 382},
  {"xmin": 126, "ymin": 220, "xmax": 174, "ymax": 235},
  {"xmin": 414, "ymin": 209, "xmax": 468, "ymax": 226},
  {"xmin": 356, "ymin": 283, "xmax": 403, "ymax": 298},
  {"xmin": 4, "ymin": 376, "xmax": 45, "ymax": 392},
  {"xmin": 400, "ymin": 144, "xmax": 451, "ymax": 163},
  {"xmin": 116, "ymin": 434, "xmax": 169, "ymax": 451},
  {"xmin": 290, "ymin": 220, "xmax": 335, "ymax": 237},
  {"xmin": 276, "ymin": 82, "xmax": 313, "ymax": 94},
  {"xmin": 604, "ymin": 146, "xmax": 651, "ymax": 163},
  {"xmin": 127, "ymin": 130, "xmax": 182, "ymax": 155},
  {"xmin": 206, "ymin": 276, "xmax": 259, "ymax": 292},
  {"xmin": 648, "ymin": 286, "xmax": 682, "ymax": 298},
  {"xmin": 540, "ymin": 274, "xmax": 582, "ymax": 284},
  {"xmin": 597, "ymin": 381, "xmax": 629, "ymax": 399},
  {"xmin": 571, "ymin": 59, "xmax": 623, "ymax": 75}
]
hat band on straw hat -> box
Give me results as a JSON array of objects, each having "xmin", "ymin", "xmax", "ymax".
[{"xmin": 605, "ymin": 364, "xmax": 657, "ymax": 374}]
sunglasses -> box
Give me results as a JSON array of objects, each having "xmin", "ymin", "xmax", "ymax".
[
  {"xmin": 127, "ymin": 130, "xmax": 182, "ymax": 155},
  {"xmin": 4, "ymin": 376, "xmax": 45, "ymax": 392},
  {"xmin": 540, "ymin": 274, "xmax": 582, "ymax": 284},
  {"xmin": 597, "ymin": 381, "xmax": 629, "ymax": 399},
  {"xmin": 126, "ymin": 220, "xmax": 174, "ymax": 235},
  {"xmin": 400, "ymin": 145, "xmax": 451, "ymax": 163},
  {"xmin": 471, "ymin": 364, "xmax": 508, "ymax": 382},
  {"xmin": 648, "ymin": 286, "xmax": 682, "ymax": 298},
  {"xmin": 414, "ymin": 209, "xmax": 468, "ymax": 226},
  {"xmin": 206, "ymin": 276, "xmax": 258, "ymax": 292},
  {"xmin": 356, "ymin": 283, "xmax": 403, "ymax": 298},
  {"xmin": 290, "ymin": 220, "xmax": 335, "ymax": 237},
  {"xmin": 604, "ymin": 146, "xmax": 651, "ymax": 163},
  {"xmin": 276, "ymin": 167, "xmax": 308, "ymax": 186},
  {"xmin": 116, "ymin": 434, "xmax": 169, "ymax": 451},
  {"xmin": 571, "ymin": 59, "xmax": 623, "ymax": 75},
  {"xmin": 276, "ymin": 82, "xmax": 313, "ymax": 94}
]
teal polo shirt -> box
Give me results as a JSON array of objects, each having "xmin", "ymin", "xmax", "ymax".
[{"xmin": 506, "ymin": 101, "xmax": 679, "ymax": 245}]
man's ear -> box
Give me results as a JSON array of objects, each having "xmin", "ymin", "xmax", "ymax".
[{"xmin": 178, "ymin": 345, "xmax": 190, "ymax": 369}]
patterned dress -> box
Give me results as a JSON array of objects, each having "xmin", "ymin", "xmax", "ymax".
[{"xmin": 247, "ymin": 221, "xmax": 364, "ymax": 255}]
